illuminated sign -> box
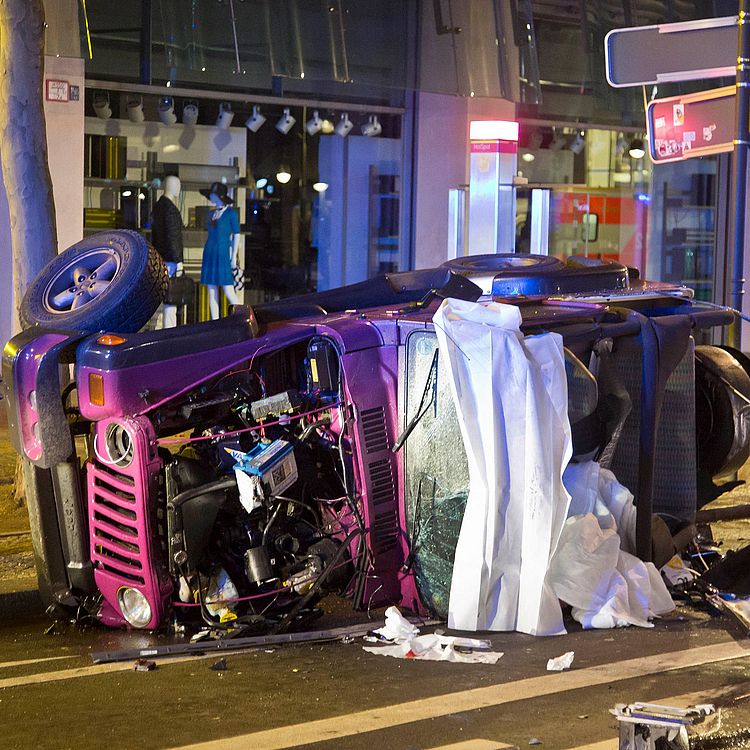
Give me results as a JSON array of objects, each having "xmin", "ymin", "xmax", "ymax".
[
  {"xmin": 646, "ymin": 85, "xmax": 735, "ymax": 163},
  {"xmin": 469, "ymin": 120, "xmax": 519, "ymax": 142}
]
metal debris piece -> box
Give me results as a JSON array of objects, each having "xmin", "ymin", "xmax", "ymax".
[
  {"xmin": 611, "ymin": 702, "xmax": 715, "ymax": 750},
  {"xmin": 133, "ymin": 659, "xmax": 156, "ymax": 672},
  {"xmin": 528, "ymin": 738, "xmax": 543, "ymax": 745}
]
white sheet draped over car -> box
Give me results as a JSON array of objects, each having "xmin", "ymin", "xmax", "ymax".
[
  {"xmin": 433, "ymin": 299, "xmax": 674, "ymax": 636},
  {"xmin": 433, "ymin": 298, "xmax": 573, "ymax": 636}
]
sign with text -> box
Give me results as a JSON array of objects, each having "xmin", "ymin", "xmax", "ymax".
[
  {"xmin": 606, "ymin": 16, "xmax": 736, "ymax": 87},
  {"xmin": 646, "ymin": 86, "xmax": 735, "ymax": 163}
]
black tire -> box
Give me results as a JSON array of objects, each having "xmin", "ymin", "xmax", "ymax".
[
  {"xmin": 695, "ymin": 345, "xmax": 750, "ymax": 479},
  {"xmin": 21, "ymin": 230, "xmax": 168, "ymax": 333},
  {"xmin": 442, "ymin": 254, "xmax": 563, "ymax": 275}
]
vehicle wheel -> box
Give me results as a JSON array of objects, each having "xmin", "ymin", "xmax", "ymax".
[
  {"xmin": 21, "ymin": 230, "xmax": 168, "ymax": 333},
  {"xmin": 695, "ymin": 345, "xmax": 750, "ymax": 479},
  {"xmin": 442, "ymin": 254, "xmax": 563, "ymax": 275}
]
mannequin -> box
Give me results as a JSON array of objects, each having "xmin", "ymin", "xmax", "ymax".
[
  {"xmin": 199, "ymin": 181, "xmax": 240, "ymax": 319},
  {"xmin": 151, "ymin": 175, "xmax": 184, "ymax": 328}
]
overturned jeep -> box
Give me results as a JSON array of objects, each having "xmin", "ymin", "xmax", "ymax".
[{"xmin": 3, "ymin": 230, "xmax": 748, "ymax": 631}]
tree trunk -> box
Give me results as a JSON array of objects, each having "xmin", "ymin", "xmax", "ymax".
[{"xmin": 0, "ymin": 0, "xmax": 58, "ymax": 508}]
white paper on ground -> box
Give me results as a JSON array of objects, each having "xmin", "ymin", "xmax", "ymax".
[
  {"xmin": 546, "ymin": 651, "xmax": 575, "ymax": 671},
  {"xmin": 547, "ymin": 461, "xmax": 674, "ymax": 629},
  {"xmin": 433, "ymin": 299, "xmax": 572, "ymax": 636},
  {"xmin": 363, "ymin": 634, "xmax": 504, "ymax": 664},
  {"xmin": 372, "ymin": 605, "xmax": 420, "ymax": 641}
]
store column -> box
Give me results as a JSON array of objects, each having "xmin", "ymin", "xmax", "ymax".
[{"xmin": 468, "ymin": 120, "xmax": 519, "ymax": 255}]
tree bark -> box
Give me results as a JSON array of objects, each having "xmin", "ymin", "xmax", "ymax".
[
  {"xmin": 0, "ymin": 0, "xmax": 57, "ymax": 336},
  {"xmin": 0, "ymin": 0, "xmax": 58, "ymax": 508}
]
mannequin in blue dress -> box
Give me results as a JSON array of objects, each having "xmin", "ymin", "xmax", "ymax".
[{"xmin": 199, "ymin": 181, "xmax": 240, "ymax": 319}]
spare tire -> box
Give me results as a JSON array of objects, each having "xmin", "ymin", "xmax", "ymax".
[{"xmin": 21, "ymin": 230, "xmax": 168, "ymax": 333}]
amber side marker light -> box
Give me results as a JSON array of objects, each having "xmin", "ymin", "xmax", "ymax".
[
  {"xmin": 97, "ymin": 334, "xmax": 127, "ymax": 346},
  {"xmin": 89, "ymin": 373, "xmax": 105, "ymax": 406}
]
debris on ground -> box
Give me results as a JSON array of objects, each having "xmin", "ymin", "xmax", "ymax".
[
  {"xmin": 133, "ymin": 659, "xmax": 156, "ymax": 672},
  {"xmin": 362, "ymin": 607, "xmax": 503, "ymax": 663},
  {"xmin": 528, "ymin": 738, "xmax": 543, "ymax": 745},
  {"xmin": 546, "ymin": 651, "xmax": 574, "ymax": 671},
  {"xmin": 210, "ymin": 658, "xmax": 228, "ymax": 671},
  {"xmin": 611, "ymin": 702, "xmax": 714, "ymax": 750}
]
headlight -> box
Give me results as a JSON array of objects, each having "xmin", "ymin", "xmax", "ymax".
[
  {"xmin": 117, "ymin": 587, "xmax": 152, "ymax": 628},
  {"xmin": 105, "ymin": 422, "xmax": 134, "ymax": 467}
]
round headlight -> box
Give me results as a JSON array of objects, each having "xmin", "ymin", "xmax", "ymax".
[
  {"xmin": 105, "ymin": 422, "xmax": 134, "ymax": 467},
  {"xmin": 117, "ymin": 587, "xmax": 152, "ymax": 628}
]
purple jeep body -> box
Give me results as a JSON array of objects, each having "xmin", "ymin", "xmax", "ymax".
[{"xmin": 1, "ymin": 256, "xmax": 738, "ymax": 631}]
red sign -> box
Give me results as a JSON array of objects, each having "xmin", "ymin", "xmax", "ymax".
[
  {"xmin": 45, "ymin": 79, "xmax": 69, "ymax": 102},
  {"xmin": 646, "ymin": 85, "xmax": 735, "ymax": 163},
  {"xmin": 470, "ymin": 141, "xmax": 517, "ymax": 154}
]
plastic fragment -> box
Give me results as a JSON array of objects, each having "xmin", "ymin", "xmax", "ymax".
[
  {"xmin": 529, "ymin": 738, "xmax": 543, "ymax": 745},
  {"xmin": 546, "ymin": 651, "xmax": 575, "ymax": 671}
]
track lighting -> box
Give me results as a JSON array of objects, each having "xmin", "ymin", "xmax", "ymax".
[
  {"xmin": 628, "ymin": 138, "xmax": 646, "ymax": 159},
  {"xmin": 216, "ymin": 102, "xmax": 234, "ymax": 129},
  {"xmin": 305, "ymin": 110, "xmax": 323, "ymax": 136},
  {"xmin": 158, "ymin": 97, "xmax": 177, "ymax": 127},
  {"xmin": 93, "ymin": 92, "xmax": 111, "ymax": 120},
  {"xmin": 569, "ymin": 131, "xmax": 585, "ymax": 155},
  {"xmin": 245, "ymin": 105, "xmax": 266, "ymax": 133},
  {"xmin": 361, "ymin": 115, "xmax": 382, "ymax": 137},
  {"xmin": 335, "ymin": 113, "xmax": 353, "ymax": 138},
  {"xmin": 126, "ymin": 94, "xmax": 144, "ymax": 123},
  {"xmin": 276, "ymin": 166, "xmax": 292, "ymax": 184},
  {"xmin": 276, "ymin": 107, "xmax": 296, "ymax": 135},
  {"xmin": 182, "ymin": 101, "xmax": 199, "ymax": 126}
]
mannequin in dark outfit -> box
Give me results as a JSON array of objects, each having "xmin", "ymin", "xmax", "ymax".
[{"xmin": 151, "ymin": 175, "xmax": 184, "ymax": 328}]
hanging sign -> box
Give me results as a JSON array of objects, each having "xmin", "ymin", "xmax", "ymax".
[
  {"xmin": 606, "ymin": 16, "xmax": 736, "ymax": 87},
  {"xmin": 646, "ymin": 86, "xmax": 735, "ymax": 163}
]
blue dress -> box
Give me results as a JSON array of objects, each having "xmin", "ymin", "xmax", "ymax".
[{"xmin": 201, "ymin": 207, "xmax": 239, "ymax": 285}]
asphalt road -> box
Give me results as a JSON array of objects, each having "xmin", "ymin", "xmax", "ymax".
[{"xmin": 2, "ymin": 589, "xmax": 750, "ymax": 750}]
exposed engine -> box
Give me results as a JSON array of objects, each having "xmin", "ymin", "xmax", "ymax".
[{"xmin": 155, "ymin": 336, "xmax": 360, "ymax": 632}]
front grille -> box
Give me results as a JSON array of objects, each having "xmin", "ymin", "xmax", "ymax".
[{"xmin": 89, "ymin": 465, "xmax": 146, "ymax": 585}]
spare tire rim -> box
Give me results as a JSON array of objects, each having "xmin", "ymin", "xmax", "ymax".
[{"xmin": 42, "ymin": 248, "xmax": 122, "ymax": 314}]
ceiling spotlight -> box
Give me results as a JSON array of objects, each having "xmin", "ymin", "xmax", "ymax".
[
  {"xmin": 569, "ymin": 131, "xmax": 585, "ymax": 155},
  {"xmin": 521, "ymin": 152, "xmax": 535, "ymax": 163},
  {"xmin": 245, "ymin": 105, "xmax": 266, "ymax": 133},
  {"xmin": 628, "ymin": 138, "xmax": 646, "ymax": 159},
  {"xmin": 255, "ymin": 177, "xmax": 268, "ymax": 189},
  {"xmin": 549, "ymin": 130, "xmax": 566, "ymax": 151},
  {"xmin": 313, "ymin": 181, "xmax": 329, "ymax": 192},
  {"xmin": 216, "ymin": 102, "xmax": 234, "ymax": 130},
  {"xmin": 335, "ymin": 113, "xmax": 353, "ymax": 138},
  {"xmin": 321, "ymin": 117, "xmax": 334, "ymax": 135},
  {"xmin": 158, "ymin": 96, "xmax": 177, "ymax": 127},
  {"xmin": 182, "ymin": 101, "xmax": 199, "ymax": 126},
  {"xmin": 93, "ymin": 92, "xmax": 111, "ymax": 120},
  {"xmin": 361, "ymin": 115, "xmax": 382, "ymax": 137},
  {"xmin": 126, "ymin": 94, "xmax": 144, "ymax": 123},
  {"xmin": 276, "ymin": 107, "xmax": 296, "ymax": 135},
  {"xmin": 305, "ymin": 110, "xmax": 323, "ymax": 136},
  {"xmin": 276, "ymin": 166, "xmax": 292, "ymax": 184}
]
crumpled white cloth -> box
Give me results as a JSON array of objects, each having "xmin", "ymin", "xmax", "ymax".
[
  {"xmin": 363, "ymin": 634, "xmax": 504, "ymax": 664},
  {"xmin": 546, "ymin": 461, "xmax": 675, "ymax": 629},
  {"xmin": 433, "ymin": 298, "xmax": 573, "ymax": 636}
]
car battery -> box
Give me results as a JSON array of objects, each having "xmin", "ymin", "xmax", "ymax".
[
  {"xmin": 307, "ymin": 338, "xmax": 339, "ymax": 392},
  {"xmin": 231, "ymin": 439, "xmax": 298, "ymax": 498}
]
